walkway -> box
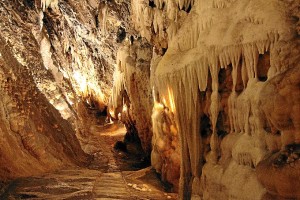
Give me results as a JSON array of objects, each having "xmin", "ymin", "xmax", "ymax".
[{"xmin": 0, "ymin": 124, "xmax": 177, "ymax": 200}]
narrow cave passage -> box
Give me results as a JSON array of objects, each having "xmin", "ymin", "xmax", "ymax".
[
  {"xmin": 0, "ymin": 104, "xmax": 177, "ymax": 199},
  {"xmin": 0, "ymin": 0, "xmax": 299, "ymax": 200}
]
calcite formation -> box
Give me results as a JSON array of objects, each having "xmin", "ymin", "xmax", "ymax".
[
  {"xmin": 151, "ymin": 102, "xmax": 180, "ymax": 191},
  {"xmin": 110, "ymin": 38, "xmax": 153, "ymax": 155},
  {"xmin": 130, "ymin": 0, "xmax": 300, "ymax": 199}
]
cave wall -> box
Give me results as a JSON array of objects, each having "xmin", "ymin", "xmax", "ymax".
[
  {"xmin": 110, "ymin": 38, "xmax": 153, "ymax": 155},
  {"xmin": 0, "ymin": 0, "xmax": 132, "ymax": 179},
  {"xmin": 0, "ymin": 36, "xmax": 89, "ymax": 180},
  {"xmin": 128, "ymin": 0, "xmax": 300, "ymax": 199}
]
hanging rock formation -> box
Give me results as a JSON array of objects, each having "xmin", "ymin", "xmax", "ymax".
[
  {"xmin": 110, "ymin": 38, "xmax": 153, "ymax": 155},
  {"xmin": 129, "ymin": 0, "xmax": 300, "ymax": 199}
]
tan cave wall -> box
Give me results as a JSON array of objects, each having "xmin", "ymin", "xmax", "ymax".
[
  {"xmin": 0, "ymin": 0, "xmax": 132, "ymax": 179},
  {"xmin": 109, "ymin": 38, "xmax": 154, "ymax": 155},
  {"xmin": 0, "ymin": 37, "xmax": 89, "ymax": 180},
  {"xmin": 128, "ymin": 0, "xmax": 300, "ymax": 199}
]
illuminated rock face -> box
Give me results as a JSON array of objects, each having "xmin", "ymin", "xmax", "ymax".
[
  {"xmin": 0, "ymin": 0, "xmax": 131, "ymax": 179},
  {"xmin": 256, "ymin": 64, "xmax": 300, "ymax": 199},
  {"xmin": 0, "ymin": 38, "xmax": 89, "ymax": 180},
  {"xmin": 151, "ymin": 102, "xmax": 180, "ymax": 191},
  {"xmin": 130, "ymin": 0, "xmax": 300, "ymax": 199}
]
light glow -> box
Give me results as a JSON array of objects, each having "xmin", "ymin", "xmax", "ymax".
[
  {"xmin": 167, "ymin": 86, "xmax": 176, "ymax": 113},
  {"xmin": 152, "ymin": 86, "xmax": 157, "ymax": 102},
  {"xmin": 72, "ymin": 70, "xmax": 105, "ymax": 107},
  {"xmin": 73, "ymin": 71, "xmax": 87, "ymax": 92},
  {"xmin": 109, "ymin": 109, "xmax": 115, "ymax": 118},
  {"xmin": 122, "ymin": 104, "xmax": 128, "ymax": 112},
  {"xmin": 154, "ymin": 101, "xmax": 164, "ymax": 109}
]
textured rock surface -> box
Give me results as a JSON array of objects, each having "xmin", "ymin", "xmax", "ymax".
[
  {"xmin": 151, "ymin": 102, "xmax": 180, "ymax": 191},
  {"xmin": 0, "ymin": 0, "xmax": 131, "ymax": 180},
  {"xmin": 0, "ymin": 0, "xmax": 299, "ymax": 199},
  {"xmin": 257, "ymin": 145, "xmax": 300, "ymax": 199},
  {"xmin": 110, "ymin": 38, "xmax": 153, "ymax": 155},
  {"xmin": 257, "ymin": 63, "xmax": 300, "ymax": 199},
  {"xmin": 0, "ymin": 36, "xmax": 89, "ymax": 180},
  {"xmin": 130, "ymin": 0, "xmax": 300, "ymax": 199}
]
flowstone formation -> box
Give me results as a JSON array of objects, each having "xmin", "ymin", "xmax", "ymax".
[
  {"xmin": 109, "ymin": 38, "xmax": 153, "ymax": 155},
  {"xmin": 151, "ymin": 101, "xmax": 180, "ymax": 191},
  {"xmin": 129, "ymin": 0, "xmax": 300, "ymax": 199}
]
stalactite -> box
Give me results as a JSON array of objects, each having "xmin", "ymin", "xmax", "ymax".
[
  {"xmin": 150, "ymin": 0, "xmax": 296, "ymax": 198},
  {"xmin": 41, "ymin": 0, "xmax": 58, "ymax": 11},
  {"xmin": 109, "ymin": 39, "xmax": 153, "ymax": 154}
]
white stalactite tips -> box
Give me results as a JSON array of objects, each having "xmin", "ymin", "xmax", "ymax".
[
  {"xmin": 41, "ymin": 0, "xmax": 59, "ymax": 11},
  {"xmin": 149, "ymin": 0, "xmax": 296, "ymax": 198}
]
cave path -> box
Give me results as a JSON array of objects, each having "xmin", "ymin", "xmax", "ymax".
[{"xmin": 1, "ymin": 124, "xmax": 177, "ymax": 200}]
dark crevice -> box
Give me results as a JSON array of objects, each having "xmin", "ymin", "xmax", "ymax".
[
  {"xmin": 95, "ymin": 14, "xmax": 99, "ymax": 28},
  {"xmin": 235, "ymin": 58, "xmax": 244, "ymax": 93},
  {"xmin": 186, "ymin": 3, "xmax": 192, "ymax": 13},
  {"xmin": 200, "ymin": 115, "xmax": 211, "ymax": 137},
  {"xmin": 258, "ymin": 76, "xmax": 268, "ymax": 82},
  {"xmin": 218, "ymin": 65, "xmax": 233, "ymax": 93},
  {"xmin": 178, "ymin": 3, "xmax": 193, "ymax": 13},
  {"xmin": 116, "ymin": 26, "xmax": 126, "ymax": 43},
  {"xmin": 162, "ymin": 2, "xmax": 166, "ymax": 10},
  {"xmin": 207, "ymin": 69, "xmax": 212, "ymax": 93},
  {"xmin": 200, "ymin": 114, "xmax": 211, "ymax": 166},
  {"xmin": 23, "ymin": 0, "xmax": 35, "ymax": 9},
  {"xmin": 257, "ymin": 52, "xmax": 270, "ymax": 82},
  {"xmin": 162, "ymin": 47, "xmax": 167, "ymax": 55},
  {"xmin": 117, "ymin": 125, "xmax": 151, "ymax": 169},
  {"xmin": 216, "ymin": 112, "xmax": 228, "ymax": 139},
  {"xmin": 149, "ymin": 0, "xmax": 156, "ymax": 8}
]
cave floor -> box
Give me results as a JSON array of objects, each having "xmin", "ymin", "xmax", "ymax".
[{"xmin": 0, "ymin": 123, "xmax": 177, "ymax": 200}]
